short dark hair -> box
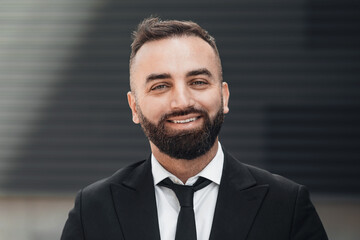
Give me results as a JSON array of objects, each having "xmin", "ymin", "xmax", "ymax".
[
  {"xmin": 130, "ymin": 17, "xmax": 219, "ymax": 62},
  {"xmin": 129, "ymin": 17, "xmax": 222, "ymax": 79}
]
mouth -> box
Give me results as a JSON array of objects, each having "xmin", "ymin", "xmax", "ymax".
[
  {"xmin": 166, "ymin": 112, "xmax": 202, "ymax": 125},
  {"xmin": 167, "ymin": 117, "xmax": 200, "ymax": 124}
]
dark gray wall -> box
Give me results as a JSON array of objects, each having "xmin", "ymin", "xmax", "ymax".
[{"xmin": 1, "ymin": 0, "xmax": 359, "ymax": 195}]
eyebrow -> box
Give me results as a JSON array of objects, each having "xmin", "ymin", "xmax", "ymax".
[
  {"xmin": 186, "ymin": 68, "xmax": 213, "ymax": 78},
  {"xmin": 146, "ymin": 73, "xmax": 171, "ymax": 83}
]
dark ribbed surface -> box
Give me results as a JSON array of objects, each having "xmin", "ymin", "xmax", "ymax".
[{"xmin": 0, "ymin": 0, "xmax": 359, "ymax": 194}]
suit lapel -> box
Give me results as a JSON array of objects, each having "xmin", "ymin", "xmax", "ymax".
[
  {"xmin": 108, "ymin": 150, "xmax": 268, "ymax": 240},
  {"xmin": 110, "ymin": 158, "xmax": 161, "ymax": 240},
  {"xmin": 209, "ymin": 151, "xmax": 269, "ymax": 240}
]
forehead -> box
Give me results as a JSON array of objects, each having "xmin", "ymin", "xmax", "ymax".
[{"xmin": 130, "ymin": 36, "xmax": 220, "ymax": 87}]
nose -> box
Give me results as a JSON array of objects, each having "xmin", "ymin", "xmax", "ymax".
[{"xmin": 170, "ymin": 84, "xmax": 194, "ymax": 110}]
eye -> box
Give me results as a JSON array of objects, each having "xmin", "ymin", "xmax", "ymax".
[
  {"xmin": 190, "ymin": 79, "xmax": 209, "ymax": 88},
  {"xmin": 193, "ymin": 81, "xmax": 206, "ymax": 85},
  {"xmin": 150, "ymin": 84, "xmax": 169, "ymax": 91}
]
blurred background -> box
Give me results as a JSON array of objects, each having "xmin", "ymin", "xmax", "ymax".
[{"xmin": 0, "ymin": 0, "xmax": 359, "ymax": 239}]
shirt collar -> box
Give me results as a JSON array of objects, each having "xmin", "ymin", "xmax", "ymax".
[{"xmin": 151, "ymin": 142, "xmax": 224, "ymax": 186}]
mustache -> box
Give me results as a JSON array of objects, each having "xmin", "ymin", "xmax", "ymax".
[{"xmin": 159, "ymin": 107, "xmax": 207, "ymax": 122}]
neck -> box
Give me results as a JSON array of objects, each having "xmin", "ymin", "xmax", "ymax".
[{"xmin": 150, "ymin": 139, "xmax": 219, "ymax": 184}]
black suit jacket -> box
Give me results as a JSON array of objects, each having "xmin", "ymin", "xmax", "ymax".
[{"xmin": 61, "ymin": 151, "xmax": 328, "ymax": 240}]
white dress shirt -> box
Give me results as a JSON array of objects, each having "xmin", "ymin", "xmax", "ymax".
[{"xmin": 151, "ymin": 142, "xmax": 224, "ymax": 240}]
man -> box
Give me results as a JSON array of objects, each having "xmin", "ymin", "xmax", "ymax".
[{"xmin": 61, "ymin": 17, "xmax": 328, "ymax": 240}]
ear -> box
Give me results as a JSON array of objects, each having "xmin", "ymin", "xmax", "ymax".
[
  {"xmin": 127, "ymin": 91, "xmax": 140, "ymax": 124},
  {"xmin": 222, "ymin": 82, "xmax": 230, "ymax": 114}
]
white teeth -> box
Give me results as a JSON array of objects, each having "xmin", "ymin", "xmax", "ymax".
[{"xmin": 171, "ymin": 117, "xmax": 197, "ymax": 124}]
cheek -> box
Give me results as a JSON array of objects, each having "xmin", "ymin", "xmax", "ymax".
[
  {"xmin": 198, "ymin": 92, "xmax": 222, "ymax": 110},
  {"xmin": 138, "ymin": 98, "xmax": 168, "ymax": 121},
  {"xmin": 201, "ymin": 97, "xmax": 223, "ymax": 120}
]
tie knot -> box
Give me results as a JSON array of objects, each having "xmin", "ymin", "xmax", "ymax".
[{"xmin": 158, "ymin": 177, "xmax": 212, "ymax": 207}]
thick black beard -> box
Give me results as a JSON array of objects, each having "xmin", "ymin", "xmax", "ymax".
[{"xmin": 137, "ymin": 106, "xmax": 224, "ymax": 160}]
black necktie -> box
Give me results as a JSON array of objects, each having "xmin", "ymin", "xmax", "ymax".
[{"xmin": 158, "ymin": 177, "xmax": 212, "ymax": 240}]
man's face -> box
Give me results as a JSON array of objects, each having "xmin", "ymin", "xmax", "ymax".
[{"xmin": 128, "ymin": 36, "xmax": 229, "ymax": 159}]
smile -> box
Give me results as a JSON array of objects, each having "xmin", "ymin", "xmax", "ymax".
[{"xmin": 168, "ymin": 117, "xmax": 199, "ymax": 124}]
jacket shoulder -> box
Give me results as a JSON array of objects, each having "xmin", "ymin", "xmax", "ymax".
[
  {"xmin": 81, "ymin": 159, "xmax": 147, "ymax": 196},
  {"xmin": 245, "ymin": 163, "xmax": 301, "ymax": 190}
]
